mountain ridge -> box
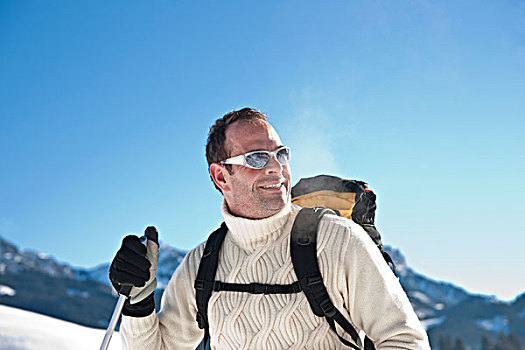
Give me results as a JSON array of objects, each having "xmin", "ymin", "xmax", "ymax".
[{"xmin": 1, "ymin": 234, "xmax": 524, "ymax": 349}]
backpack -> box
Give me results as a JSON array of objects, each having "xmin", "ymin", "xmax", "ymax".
[
  {"xmin": 291, "ymin": 174, "xmax": 395, "ymax": 272},
  {"xmin": 194, "ymin": 175, "xmax": 394, "ymax": 349}
]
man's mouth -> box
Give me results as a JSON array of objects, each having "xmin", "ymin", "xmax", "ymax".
[
  {"xmin": 259, "ymin": 179, "xmax": 285, "ymax": 190},
  {"xmin": 261, "ymin": 183, "xmax": 282, "ymax": 189}
]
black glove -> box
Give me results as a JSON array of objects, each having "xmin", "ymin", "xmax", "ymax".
[{"xmin": 109, "ymin": 226, "xmax": 159, "ymax": 317}]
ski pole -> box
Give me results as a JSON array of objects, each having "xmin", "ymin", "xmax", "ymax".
[{"xmin": 100, "ymin": 236, "xmax": 148, "ymax": 350}]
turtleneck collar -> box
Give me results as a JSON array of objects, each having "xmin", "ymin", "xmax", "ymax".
[{"xmin": 221, "ymin": 200, "xmax": 293, "ymax": 252}]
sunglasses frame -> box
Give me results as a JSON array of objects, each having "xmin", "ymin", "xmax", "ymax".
[{"xmin": 219, "ymin": 146, "xmax": 290, "ymax": 169}]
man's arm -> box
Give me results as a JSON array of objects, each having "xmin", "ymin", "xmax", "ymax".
[{"xmin": 321, "ymin": 217, "xmax": 430, "ymax": 349}]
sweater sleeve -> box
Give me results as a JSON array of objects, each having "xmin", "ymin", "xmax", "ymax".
[
  {"xmin": 329, "ymin": 218, "xmax": 430, "ymax": 350},
  {"xmin": 120, "ymin": 243, "xmax": 205, "ymax": 350}
]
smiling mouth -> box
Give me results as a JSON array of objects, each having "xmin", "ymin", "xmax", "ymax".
[
  {"xmin": 261, "ymin": 183, "xmax": 282, "ymax": 189},
  {"xmin": 259, "ymin": 177, "xmax": 286, "ymax": 190}
]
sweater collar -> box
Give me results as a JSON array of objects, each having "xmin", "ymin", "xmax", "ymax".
[{"xmin": 221, "ymin": 200, "xmax": 292, "ymax": 252}]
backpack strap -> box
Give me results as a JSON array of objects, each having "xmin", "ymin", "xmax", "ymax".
[
  {"xmin": 291, "ymin": 207, "xmax": 373, "ymax": 350},
  {"xmin": 213, "ymin": 281, "xmax": 302, "ymax": 294},
  {"xmin": 194, "ymin": 222, "xmax": 228, "ymax": 349}
]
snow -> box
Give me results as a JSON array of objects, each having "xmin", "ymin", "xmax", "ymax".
[
  {"xmin": 0, "ymin": 285, "xmax": 16, "ymax": 296},
  {"xmin": 0, "ymin": 304, "xmax": 122, "ymax": 350},
  {"xmin": 475, "ymin": 315, "xmax": 509, "ymax": 333},
  {"xmin": 66, "ymin": 288, "xmax": 90, "ymax": 298},
  {"xmin": 420, "ymin": 316, "xmax": 446, "ymax": 330},
  {"xmin": 409, "ymin": 291, "xmax": 433, "ymax": 305}
]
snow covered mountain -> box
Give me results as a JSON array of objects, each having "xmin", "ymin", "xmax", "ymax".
[
  {"xmin": 86, "ymin": 241, "xmax": 186, "ymax": 290},
  {"xmin": 0, "ymin": 235, "xmax": 187, "ymax": 329},
  {"xmin": 1, "ymin": 235, "xmax": 524, "ymax": 349},
  {"xmin": 0, "ymin": 235, "xmax": 119, "ymax": 328},
  {"xmin": 384, "ymin": 246, "xmax": 525, "ymax": 348}
]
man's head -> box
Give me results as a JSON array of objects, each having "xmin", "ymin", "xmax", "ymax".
[{"xmin": 207, "ymin": 108, "xmax": 292, "ymax": 219}]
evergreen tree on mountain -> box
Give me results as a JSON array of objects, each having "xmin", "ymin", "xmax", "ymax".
[
  {"xmin": 494, "ymin": 332, "xmax": 511, "ymax": 350},
  {"xmin": 492, "ymin": 332, "xmax": 524, "ymax": 350},
  {"xmin": 453, "ymin": 337, "xmax": 468, "ymax": 350},
  {"xmin": 439, "ymin": 334, "xmax": 454, "ymax": 350},
  {"xmin": 507, "ymin": 333, "xmax": 524, "ymax": 350},
  {"xmin": 482, "ymin": 335, "xmax": 493, "ymax": 350}
]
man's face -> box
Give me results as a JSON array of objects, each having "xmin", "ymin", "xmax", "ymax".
[{"xmin": 219, "ymin": 120, "xmax": 292, "ymax": 219}]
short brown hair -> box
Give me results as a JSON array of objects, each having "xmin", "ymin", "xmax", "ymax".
[
  {"xmin": 206, "ymin": 107, "xmax": 268, "ymax": 166},
  {"xmin": 206, "ymin": 107, "xmax": 268, "ymax": 191}
]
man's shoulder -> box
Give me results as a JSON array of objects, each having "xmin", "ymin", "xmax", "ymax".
[
  {"xmin": 316, "ymin": 210, "xmax": 373, "ymax": 245},
  {"xmin": 185, "ymin": 222, "xmax": 231, "ymax": 262},
  {"xmin": 183, "ymin": 240, "xmax": 207, "ymax": 265},
  {"xmin": 320, "ymin": 210, "xmax": 357, "ymax": 227}
]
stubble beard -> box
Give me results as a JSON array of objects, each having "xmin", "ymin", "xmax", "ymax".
[
  {"xmin": 229, "ymin": 179, "xmax": 290, "ymax": 219},
  {"xmin": 251, "ymin": 180, "xmax": 290, "ymax": 218}
]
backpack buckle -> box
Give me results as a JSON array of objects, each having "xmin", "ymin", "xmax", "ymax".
[
  {"xmin": 193, "ymin": 280, "xmax": 206, "ymax": 290},
  {"xmin": 306, "ymin": 275, "xmax": 322, "ymax": 286},
  {"xmin": 291, "ymin": 281, "xmax": 302, "ymax": 293},
  {"xmin": 319, "ymin": 299, "xmax": 336, "ymax": 317},
  {"xmin": 194, "ymin": 280, "xmax": 205, "ymax": 290}
]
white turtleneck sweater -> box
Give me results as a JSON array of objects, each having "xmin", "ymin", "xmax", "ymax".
[{"xmin": 121, "ymin": 202, "xmax": 430, "ymax": 349}]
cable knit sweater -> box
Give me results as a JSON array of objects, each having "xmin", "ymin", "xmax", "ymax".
[{"xmin": 121, "ymin": 202, "xmax": 430, "ymax": 349}]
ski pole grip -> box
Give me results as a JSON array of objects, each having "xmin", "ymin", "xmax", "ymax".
[{"xmin": 119, "ymin": 284, "xmax": 133, "ymax": 297}]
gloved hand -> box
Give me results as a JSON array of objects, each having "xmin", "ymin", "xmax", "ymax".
[{"xmin": 109, "ymin": 226, "xmax": 159, "ymax": 317}]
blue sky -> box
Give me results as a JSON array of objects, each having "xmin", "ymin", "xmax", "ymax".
[{"xmin": 1, "ymin": 0, "xmax": 524, "ymax": 301}]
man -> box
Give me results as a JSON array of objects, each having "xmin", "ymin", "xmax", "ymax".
[{"xmin": 110, "ymin": 108, "xmax": 430, "ymax": 349}]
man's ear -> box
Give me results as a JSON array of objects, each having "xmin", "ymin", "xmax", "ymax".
[{"xmin": 209, "ymin": 163, "xmax": 231, "ymax": 193}]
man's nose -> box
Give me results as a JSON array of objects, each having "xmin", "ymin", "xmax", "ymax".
[{"xmin": 264, "ymin": 154, "xmax": 282, "ymax": 174}]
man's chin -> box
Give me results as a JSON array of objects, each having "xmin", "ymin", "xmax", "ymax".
[{"xmin": 262, "ymin": 195, "xmax": 290, "ymax": 213}]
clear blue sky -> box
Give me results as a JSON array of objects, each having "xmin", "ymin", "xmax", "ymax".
[{"xmin": 1, "ymin": 0, "xmax": 524, "ymax": 301}]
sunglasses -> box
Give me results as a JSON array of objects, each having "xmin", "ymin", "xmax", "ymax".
[{"xmin": 219, "ymin": 146, "xmax": 291, "ymax": 169}]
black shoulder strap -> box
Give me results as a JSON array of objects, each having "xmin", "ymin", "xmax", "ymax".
[
  {"xmin": 291, "ymin": 207, "xmax": 374, "ymax": 350},
  {"xmin": 194, "ymin": 222, "xmax": 228, "ymax": 349}
]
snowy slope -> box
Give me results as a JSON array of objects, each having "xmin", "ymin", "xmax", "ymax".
[{"xmin": 0, "ymin": 304, "xmax": 122, "ymax": 350}]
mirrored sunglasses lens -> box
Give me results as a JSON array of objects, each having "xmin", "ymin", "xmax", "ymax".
[
  {"xmin": 245, "ymin": 152, "xmax": 271, "ymax": 168},
  {"xmin": 276, "ymin": 148, "xmax": 290, "ymax": 164}
]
